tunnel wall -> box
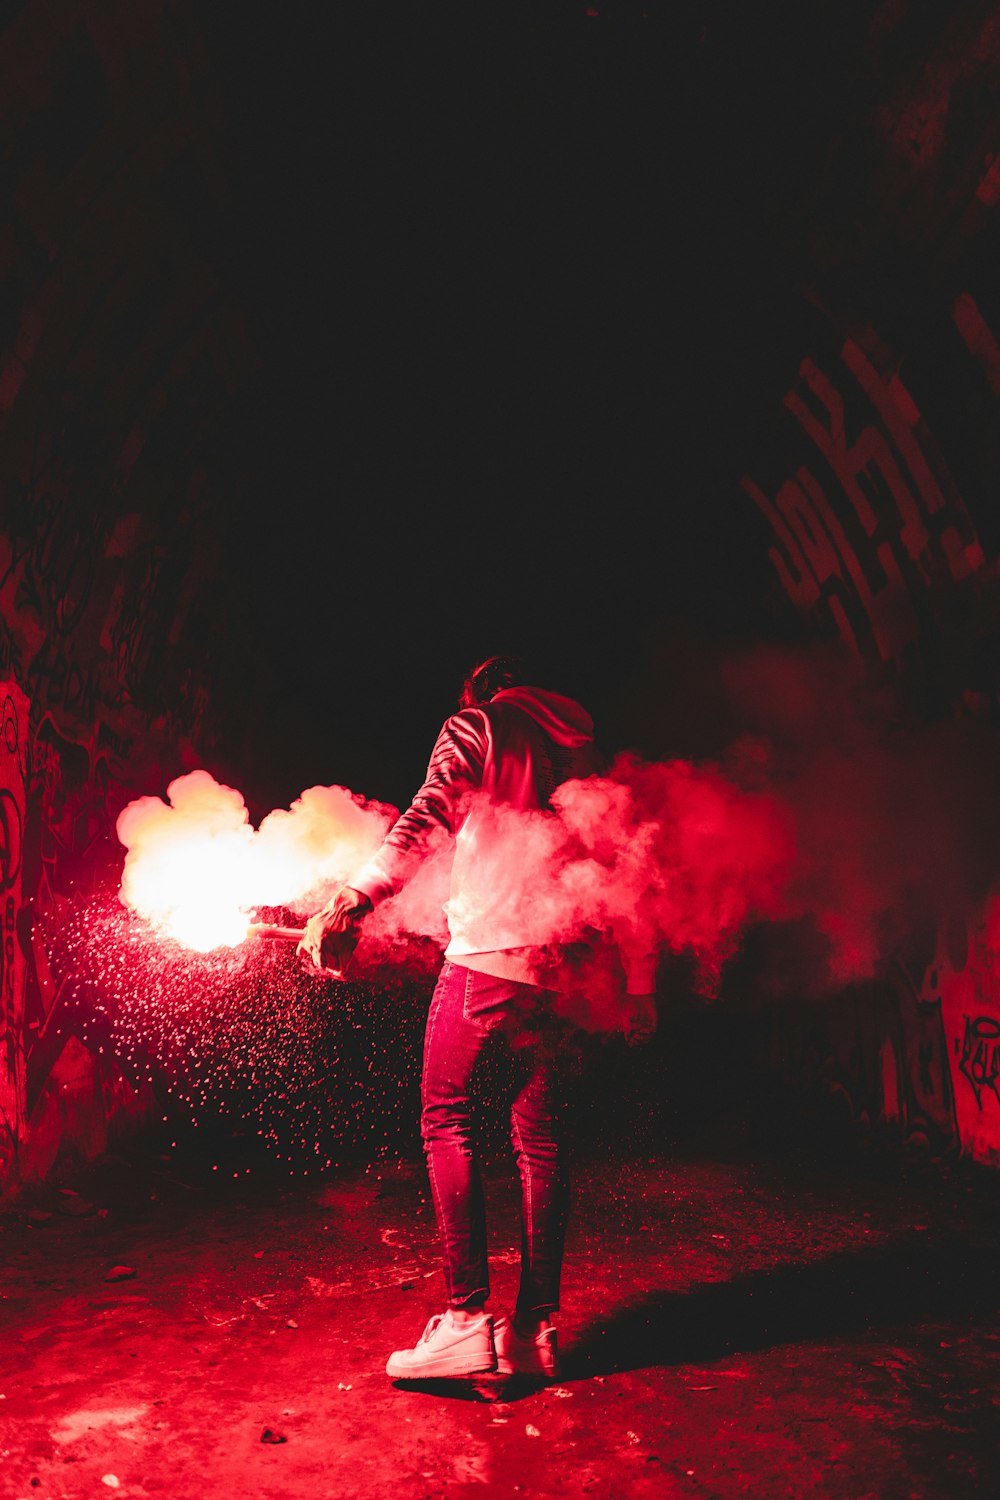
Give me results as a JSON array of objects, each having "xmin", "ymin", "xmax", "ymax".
[
  {"xmin": 0, "ymin": 3, "xmax": 256, "ymax": 1189},
  {"xmin": 740, "ymin": 3, "xmax": 1000, "ymax": 1165}
]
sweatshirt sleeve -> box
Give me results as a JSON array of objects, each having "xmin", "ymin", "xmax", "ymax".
[{"xmin": 348, "ymin": 710, "xmax": 490, "ymax": 906}]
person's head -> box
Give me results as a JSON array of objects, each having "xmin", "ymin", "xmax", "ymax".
[{"xmin": 459, "ymin": 653, "xmax": 526, "ymax": 708}]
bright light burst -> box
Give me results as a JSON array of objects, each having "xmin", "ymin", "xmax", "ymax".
[{"xmin": 115, "ymin": 768, "xmax": 394, "ymax": 953}]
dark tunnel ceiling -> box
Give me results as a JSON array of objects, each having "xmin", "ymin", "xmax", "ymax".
[
  {"xmin": 182, "ymin": 2, "xmax": 940, "ymax": 805},
  {"xmin": 201, "ymin": 1, "xmax": 848, "ymax": 513}
]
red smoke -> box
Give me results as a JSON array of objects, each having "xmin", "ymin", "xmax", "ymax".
[
  {"xmin": 115, "ymin": 756, "xmax": 797, "ymax": 1010},
  {"xmin": 719, "ymin": 642, "xmax": 1000, "ymax": 991},
  {"xmin": 117, "ymin": 641, "xmax": 1000, "ymax": 1011}
]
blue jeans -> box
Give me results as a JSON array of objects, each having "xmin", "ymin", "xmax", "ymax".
[{"xmin": 421, "ymin": 960, "xmax": 570, "ymax": 1316}]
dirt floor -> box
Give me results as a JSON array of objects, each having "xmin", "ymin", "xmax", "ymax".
[{"xmin": 3, "ymin": 1110, "xmax": 1000, "ymax": 1500}]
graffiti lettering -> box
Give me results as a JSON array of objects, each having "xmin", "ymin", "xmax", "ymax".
[
  {"xmin": 107, "ymin": 545, "xmax": 168, "ymax": 691},
  {"xmin": 0, "ymin": 623, "xmax": 25, "ymax": 683},
  {"xmin": 2, "ymin": 895, "xmax": 13, "ymax": 1027},
  {"xmin": 743, "ymin": 337, "xmax": 985, "ymax": 663},
  {"xmin": 28, "ymin": 635, "xmax": 130, "ymax": 725},
  {"xmin": 95, "ymin": 721, "xmax": 134, "ymax": 767},
  {"xmin": 31, "ymin": 513, "xmax": 101, "ymax": 639},
  {"xmin": 786, "ymin": 355, "xmax": 931, "ymax": 564},
  {"xmin": 953, "ymin": 293, "xmax": 1000, "ymax": 399},
  {"xmin": 958, "ymin": 1016, "xmax": 1000, "ymax": 1109},
  {"xmin": 0, "ymin": 790, "xmax": 23, "ymax": 893}
]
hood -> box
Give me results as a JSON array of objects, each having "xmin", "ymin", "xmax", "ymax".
[{"xmin": 490, "ymin": 686, "xmax": 594, "ymax": 747}]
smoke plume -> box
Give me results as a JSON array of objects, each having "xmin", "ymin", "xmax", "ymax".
[
  {"xmin": 116, "ymin": 639, "xmax": 1000, "ymax": 1012},
  {"xmin": 717, "ymin": 641, "xmax": 1000, "ymax": 993}
]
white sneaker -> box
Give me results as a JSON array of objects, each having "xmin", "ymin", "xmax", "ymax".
[
  {"xmin": 386, "ymin": 1310, "xmax": 497, "ymax": 1379},
  {"xmin": 494, "ymin": 1314, "xmax": 560, "ymax": 1380}
]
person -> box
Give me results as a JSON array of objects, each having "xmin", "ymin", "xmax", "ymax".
[{"xmin": 298, "ymin": 654, "xmax": 657, "ymax": 1382}]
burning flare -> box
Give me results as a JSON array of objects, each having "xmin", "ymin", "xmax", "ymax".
[{"xmin": 115, "ymin": 769, "xmax": 394, "ymax": 951}]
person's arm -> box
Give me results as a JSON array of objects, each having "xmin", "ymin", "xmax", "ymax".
[
  {"xmin": 349, "ymin": 709, "xmax": 490, "ymax": 904},
  {"xmin": 298, "ymin": 709, "xmax": 490, "ymax": 974}
]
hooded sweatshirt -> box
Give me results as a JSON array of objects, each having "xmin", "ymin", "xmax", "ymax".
[{"xmin": 349, "ymin": 686, "xmax": 656, "ymax": 993}]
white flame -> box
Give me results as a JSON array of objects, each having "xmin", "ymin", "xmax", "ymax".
[{"xmin": 116, "ymin": 769, "xmax": 394, "ymax": 951}]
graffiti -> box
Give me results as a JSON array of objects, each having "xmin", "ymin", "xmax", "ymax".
[
  {"xmin": 28, "ymin": 637, "xmax": 106, "ymax": 728},
  {"xmin": 958, "ymin": 1016, "xmax": 1000, "ymax": 1110},
  {"xmin": 888, "ymin": 951, "xmax": 959, "ymax": 1154},
  {"xmin": 0, "ymin": 621, "xmax": 25, "ymax": 683},
  {"xmin": 0, "ymin": 401, "xmax": 211, "ymax": 754},
  {"xmin": 769, "ymin": 959, "xmax": 958, "ymax": 1157},
  {"xmin": 0, "ymin": 399, "xmax": 222, "ymax": 1182},
  {"xmin": 739, "ymin": 302, "xmax": 1000, "ymax": 1165},
  {"xmin": 16, "ymin": 502, "xmax": 102, "ymax": 640},
  {"xmin": 0, "ymin": 5, "xmax": 272, "ymax": 1184},
  {"xmin": 925, "ymin": 905, "xmax": 1000, "ymax": 1164},
  {"xmin": 0, "ymin": 463, "xmax": 208, "ymax": 1183},
  {"xmin": 0, "ymin": 789, "xmax": 23, "ymax": 894},
  {"xmin": 0, "ymin": 677, "xmax": 164, "ymax": 1180},
  {"xmin": 953, "ymin": 294, "xmax": 1000, "ymax": 399},
  {"xmin": 0, "ymin": 685, "xmax": 28, "ymax": 1178},
  {"xmin": 103, "ymin": 539, "xmax": 172, "ymax": 692},
  {"xmin": 738, "ymin": 313, "xmax": 1000, "ymax": 1162},
  {"xmin": 743, "ymin": 335, "xmax": 985, "ymax": 664}
]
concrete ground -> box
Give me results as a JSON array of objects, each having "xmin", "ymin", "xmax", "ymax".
[{"xmin": 3, "ymin": 1113, "xmax": 1000, "ymax": 1500}]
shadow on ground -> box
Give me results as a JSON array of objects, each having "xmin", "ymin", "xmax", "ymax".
[{"xmin": 566, "ymin": 1232, "xmax": 1000, "ymax": 1378}]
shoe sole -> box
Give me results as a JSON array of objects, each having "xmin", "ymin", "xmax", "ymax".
[
  {"xmin": 387, "ymin": 1355, "xmax": 498, "ymax": 1379},
  {"xmin": 495, "ymin": 1359, "xmax": 559, "ymax": 1379}
]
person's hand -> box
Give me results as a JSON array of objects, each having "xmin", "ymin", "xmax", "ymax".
[
  {"xmin": 620, "ymin": 993, "xmax": 657, "ymax": 1046},
  {"xmin": 297, "ymin": 886, "xmax": 372, "ymax": 978}
]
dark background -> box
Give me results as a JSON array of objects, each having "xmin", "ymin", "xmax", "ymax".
[
  {"xmin": 156, "ymin": 0, "xmax": 1000, "ymax": 1201},
  {"xmin": 3, "ymin": 0, "xmax": 998, "ymax": 1199},
  {"xmin": 189, "ymin": 2, "xmax": 863, "ymax": 816}
]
